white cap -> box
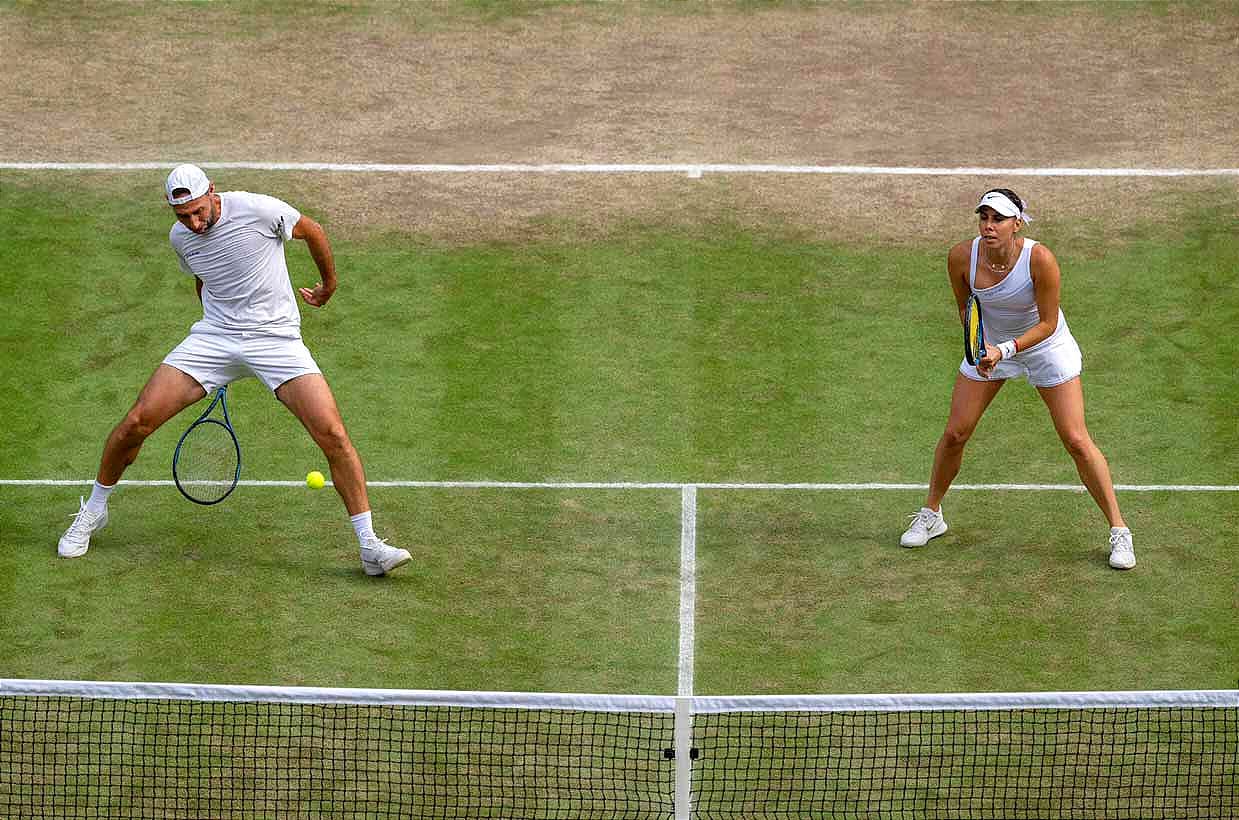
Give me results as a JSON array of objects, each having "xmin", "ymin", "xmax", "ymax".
[
  {"xmin": 975, "ymin": 190, "xmax": 1032, "ymax": 222},
  {"xmin": 165, "ymin": 163, "xmax": 211, "ymax": 205}
]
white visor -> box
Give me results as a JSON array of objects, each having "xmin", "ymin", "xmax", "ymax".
[
  {"xmin": 166, "ymin": 163, "xmax": 211, "ymax": 206},
  {"xmin": 975, "ymin": 191, "xmax": 1032, "ymax": 222}
]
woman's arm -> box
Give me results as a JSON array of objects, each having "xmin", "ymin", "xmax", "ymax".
[
  {"xmin": 1016, "ymin": 243, "xmax": 1063, "ymax": 352},
  {"xmin": 947, "ymin": 240, "xmax": 973, "ymax": 324}
]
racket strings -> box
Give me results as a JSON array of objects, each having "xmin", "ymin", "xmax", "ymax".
[{"xmin": 174, "ymin": 420, "xmax": 239, "ymax": 503}]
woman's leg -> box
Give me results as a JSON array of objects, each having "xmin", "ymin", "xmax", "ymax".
[
  {"xmin": 924, "ymin": 373, "xmax": 1006, "ymax": 510},
  {"xmin": 902, "ymin": 373, "xmax": 1005, "ymax": 547},
  {"xmin": 1036, "ymin": 376, "xmax": 1126, "ymax": 528}
]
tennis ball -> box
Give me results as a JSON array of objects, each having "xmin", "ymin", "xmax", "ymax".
[{"xmin": 306, "ymin": 470, "xmax": 325, "ymax": 489}]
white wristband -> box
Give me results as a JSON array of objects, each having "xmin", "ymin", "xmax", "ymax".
[{"xmin": 997, "ymin": 340, "xmax": 1017, "ymax": 360}]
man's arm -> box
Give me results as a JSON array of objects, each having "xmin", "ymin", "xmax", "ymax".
[{"xmin": 292, "ymin": 215, "xmax": 337, "ymax": 307}]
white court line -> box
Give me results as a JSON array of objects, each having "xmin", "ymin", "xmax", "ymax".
[
  {"xmin": 2, "ymin": 162, "xmax": 1239, "ymax": 177},
  {"xmin": 2, "ymin": 479, "xmax": 1237, "ymax": 491},
  {"xmin": 674, "ymin": 486, "xmax": 697, "ymax": 820},
  {"xmin": 678, "ymin": 485, "xmax": 697, "ymax": 699}
]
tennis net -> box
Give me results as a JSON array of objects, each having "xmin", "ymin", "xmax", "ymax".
[{"xmin": 1, "ymin": 680, "xmax": 1235, "ymax": 819}]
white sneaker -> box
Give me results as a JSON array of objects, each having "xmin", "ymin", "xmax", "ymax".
[
  {"xmin": 360, "ymin": 537, "xmax": 411, "ymax": 577},
  {"xmin": 1108, "ymin": 528, "xmax": 1135, "ymax": 570},
  {"xmin": 58, "ymin": 497, "xmax": 108, "ymax": 558},
  {"xmin": 901, "ymin": 507, "xmax": 947, "ymax": 547}
]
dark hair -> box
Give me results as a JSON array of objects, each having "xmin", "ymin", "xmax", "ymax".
[{"xmin": 982, "ymin": 188, "xmax": 1023, "ymax": 211}]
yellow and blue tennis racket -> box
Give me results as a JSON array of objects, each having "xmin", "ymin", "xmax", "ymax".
[
  {"xmin": 963, "ymin": 293, "xmax": 986, "ymax": 366},
  {"xmin": 172, "ymin": 387, "xmax": 241, "ymax": 505}
]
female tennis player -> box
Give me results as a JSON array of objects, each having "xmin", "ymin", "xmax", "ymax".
[
  {"xmin": 57, "ymin": 164, "xmax": 411, "ymax": 577},
  {"xmin": 899, "ymin": 188, "xmax": 1135, "ymax": 569}
]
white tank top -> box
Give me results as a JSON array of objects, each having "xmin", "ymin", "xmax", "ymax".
[{"xmin": 969, "ymin": 237, "xmax": 1068, "ymax": 347}]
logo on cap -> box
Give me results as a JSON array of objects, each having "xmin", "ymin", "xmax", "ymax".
[{"xmin": 974, "ymin": 191, "xmax": 1031, "ymax": 222}]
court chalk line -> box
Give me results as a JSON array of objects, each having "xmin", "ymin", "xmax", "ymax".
[
  {"xmin": 3, "ymin": 480, "xmax": 1236, "ymax": 491},
  {"xmin": 678, "ymin": 486, "xmax": 697, "ymax": 699},
  {"xmin": 3, "ymin": 162, "xmax": 1239, "ymax": 178}
]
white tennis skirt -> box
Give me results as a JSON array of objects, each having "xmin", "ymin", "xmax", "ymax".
[{"xmin": 958, "ymin": 329, "xmax": 1082, "ymax": 388}]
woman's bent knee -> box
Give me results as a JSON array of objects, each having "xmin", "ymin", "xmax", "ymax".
[
  {"xmin": 1062, "ymin": 435, "xmax": 1098, "ymax": 461},
  {"xmin": 941, "ymin": 426, "xmax": 973, "ymax": 451}
]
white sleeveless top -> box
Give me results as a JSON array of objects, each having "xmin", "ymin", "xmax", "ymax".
[{"xmin": 969, "ymin": 237, "xmax": 1069, "ymax": 348}]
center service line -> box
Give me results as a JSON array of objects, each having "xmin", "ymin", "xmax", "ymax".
[{"xmin": 678, "ymin": 485, "xmax": 697, "ymax": 699}]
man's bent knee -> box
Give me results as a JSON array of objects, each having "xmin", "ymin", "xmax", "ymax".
[
  {"xmin": 316, "ymin": 425, "xmax": 356, "ymax": 459},
  {"xmin": 115, "ymin": 409, "xmax": 160, "ymax": 444}
]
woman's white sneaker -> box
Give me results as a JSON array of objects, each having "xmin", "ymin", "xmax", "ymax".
[
  {"xmin": 1108, "ymin": 528, "xmax": 1136, "ymax": 570},
  {"xmin": 900, "ymin": 507, "xmax": 947, "ymax": 548}
]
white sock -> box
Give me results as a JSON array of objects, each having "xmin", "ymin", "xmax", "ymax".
[
  {"xmin": 86, "ymin": 481, "xmax": 115, "ymax": 515},
  {"xmin": 350, "ymin": 511, "xmax": 375, "ymax": 544},
  {"xmin": 1111, "ymin": 526, "xmax": 1130, "ymax": 535}
]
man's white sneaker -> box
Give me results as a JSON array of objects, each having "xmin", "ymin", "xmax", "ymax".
[
  {"xmin": 360, "ymin": 537, "xmax": 411, "ymax": 577},
  {"xmin": 58, "ymin": 497, "xmax": 108, "ymax": 558},
  {"xmin": 1108, "ymin": 528, "xmax": 1136, "ymax": 570},
  {"xmin": 900, "ymin": 507, "xmax": 947, "ymax": 548}
]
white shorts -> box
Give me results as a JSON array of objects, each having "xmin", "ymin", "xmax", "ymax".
[
  {"xmin": 959, "ymin": 330, "xmax": 1082, "ymax": 388},
  {"xmin": 163, "ymin": 322, "xmax": 321, "ymax": 393}
]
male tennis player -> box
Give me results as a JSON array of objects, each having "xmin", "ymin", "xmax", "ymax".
[
  {"xmin": 57, "ymin": 164, "xmax": 411, "ymax": 577},
  {"xmin": 899, "ymin": 188, "xmax": 1135, "ymax": 570}
]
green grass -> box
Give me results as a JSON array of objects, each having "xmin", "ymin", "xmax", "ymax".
[
  {"xmin": 1, "ymin": 176, "xmax": 1237, "ymax": 699},
  {"xmin": 0, "ymin": 486, "xmax": 680, "ymax": 693},
  {"xmin": 696, "ymin": 489, "xmax": 1239, "ymax": 695},
  {"xmin": 1, "ymin": 175, "xmax": 1237, "ymax": 819}
]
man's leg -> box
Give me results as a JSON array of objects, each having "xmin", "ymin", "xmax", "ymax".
[
  {"xmin": 275, "ymin": 373, "xmax": 410, "ymax": 576},
  {"xmin": 60, "ymin": 365, "xmax": 205, "ymax": 557},
  {"xmin": 99, "ymin": 365, "xmax": 207, "ymax": 484},
  {"xmin": 275, "ymin": 373, "xmax": 369, "ymax": 514}
]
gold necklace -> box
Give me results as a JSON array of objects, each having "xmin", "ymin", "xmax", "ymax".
[{"xmin": 985, "ymin": 244, "xmax": 1018, "ymax": 273}]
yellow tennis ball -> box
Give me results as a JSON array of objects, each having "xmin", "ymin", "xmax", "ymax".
[{"xmin": 306, "ymin": 470, "xmax": 325, "ymax": 489}]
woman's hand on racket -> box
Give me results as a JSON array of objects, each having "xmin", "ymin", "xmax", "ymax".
[
  {"xmin": 977, "ymin": 343, "xmax": 1002, "ymax": 378},
  {"xmin": 298, "ymin": 282, "xmax": 335, "ymax": 307}
]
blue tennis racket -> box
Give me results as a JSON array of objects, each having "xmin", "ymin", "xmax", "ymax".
[
  {"xmin": 172, "ymin": 387, "xmax": 241, "ymax": 505},
  {"xmin": 963, "ymin": 293, "xmax": 986, "ymax": 366}
]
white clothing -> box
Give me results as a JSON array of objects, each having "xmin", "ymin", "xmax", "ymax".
[
  {"xmin": 165, "ymin": 190, "xmax": 320, "ymax": 392},
  {"xmin": 958, "ymin": 334, "xmax": 1082, "ymax": 388},
  {"xmin": 163, "ymin": 326, "xmax": 321, "ymax": 394},
  {"xmin": 968, "ymin": 238, "xmax": 1069, "ymax": 345},
  {"xmin": 170, "ymin": 191, "xmax": 302, "ymax": 334},
  {"xmin": 959, "ymin": 237, "xmax": 1083, "ymax": 388}
]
